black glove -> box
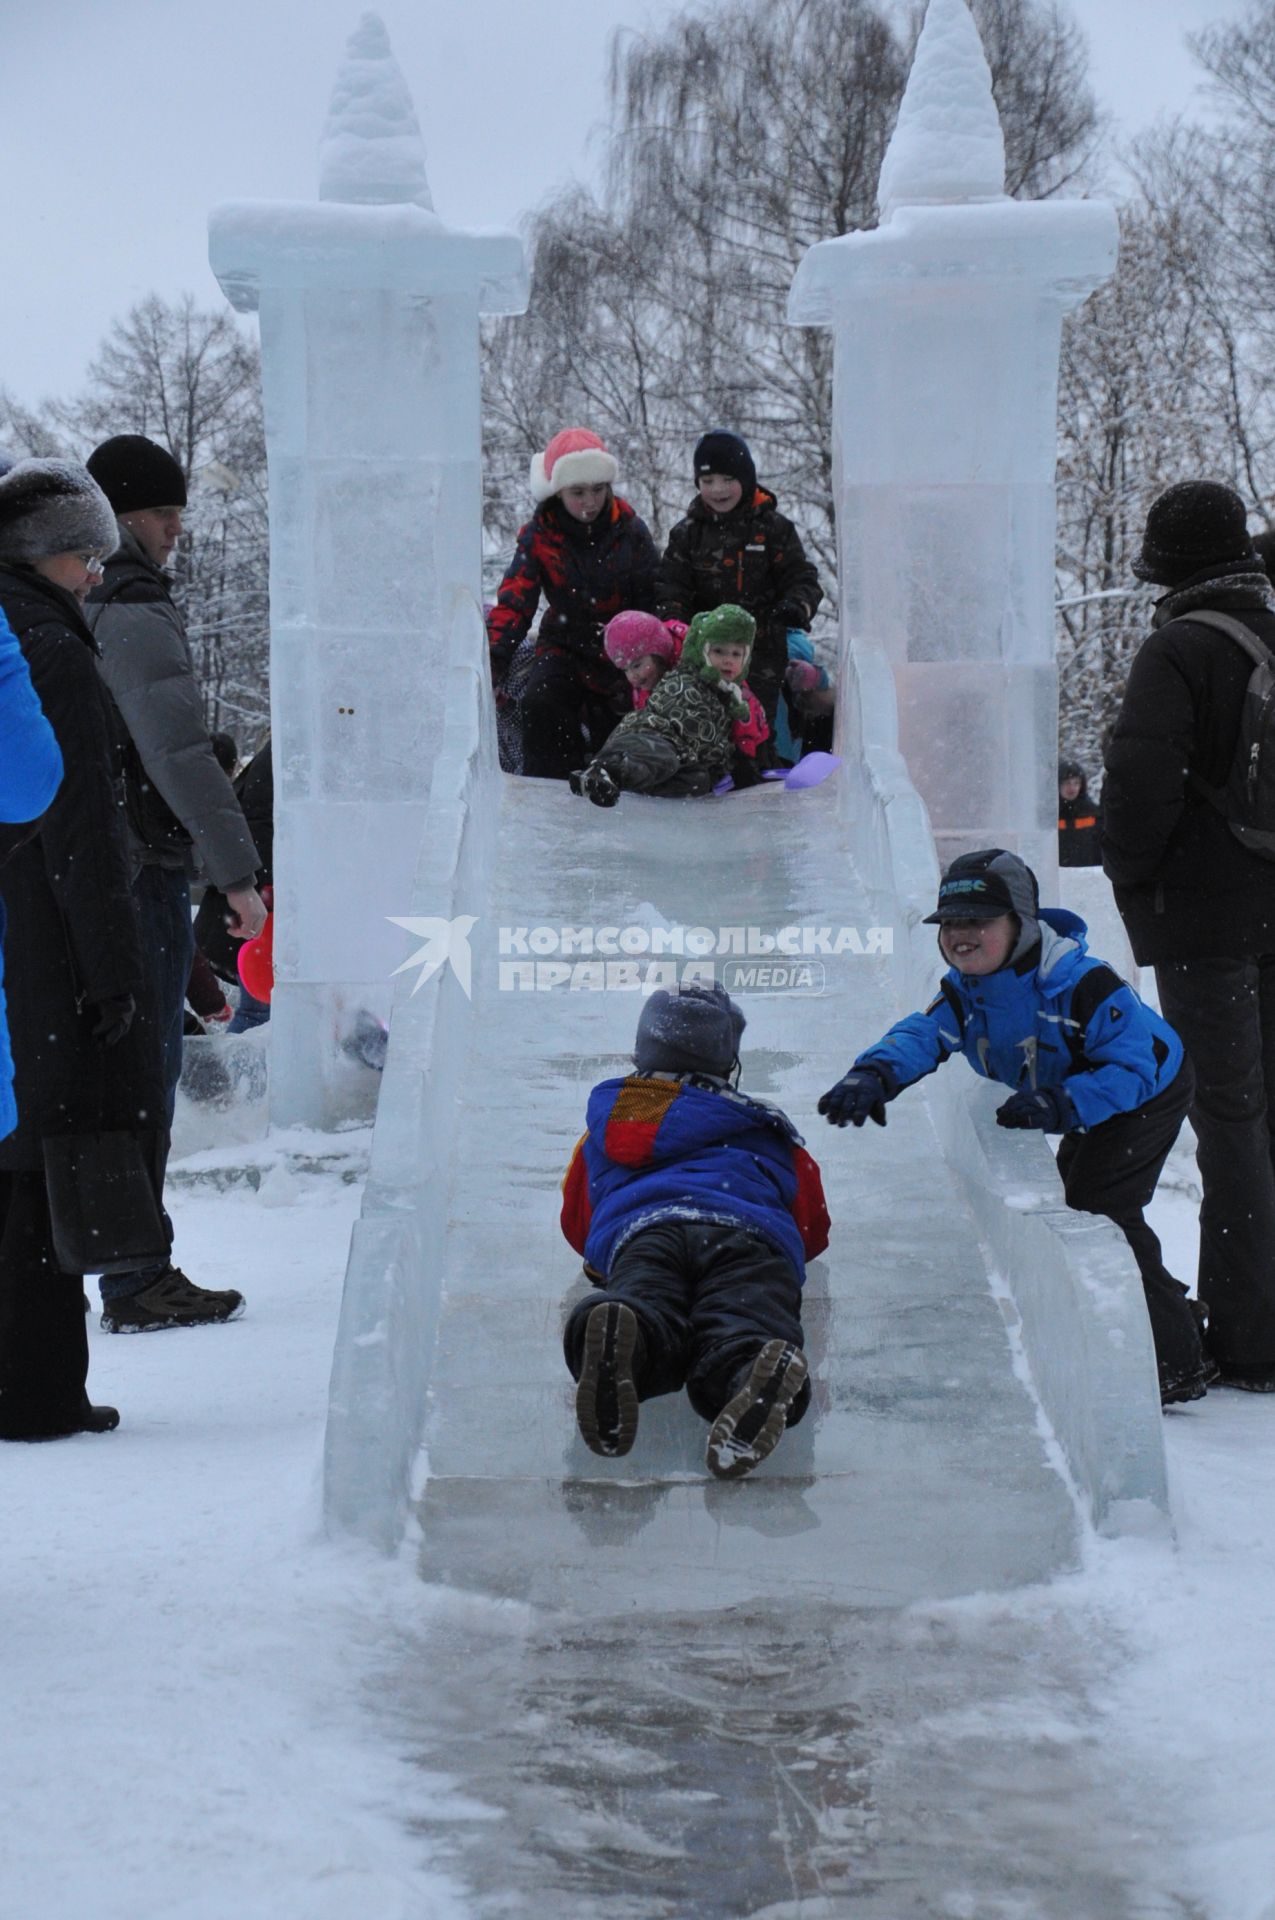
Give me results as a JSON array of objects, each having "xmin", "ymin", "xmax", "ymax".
[
  {"xmin": 90, "ymin": 993, "xmax": 135, "ymax": 1047},
  {"xmin": 818, "ymin": 1067, "xmax": 890, "ymax": 1128},
  {"xmin": 729, "ymin": 749, "xmax": 765, "ymax": 790},
  {"xmin": 995, "ymin": 1086, "xmax": 1074, "ymax": 1132},
  {"xmin": 775, "ymin": 598, "xmax": 809, "ymax": 629}
]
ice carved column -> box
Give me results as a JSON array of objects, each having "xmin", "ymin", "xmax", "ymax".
[
  {"xmin": 789, "ymin": 0, "xmax": 1116, "ymax": 880},
  {"xmin": 209, "ymin": 13, "xmax": 527, "ymax": 1127}
]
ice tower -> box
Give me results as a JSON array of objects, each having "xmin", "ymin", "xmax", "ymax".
[
  {"xmin": 788, "ymin": 0, "xmax": 1117, "ymax": 878},
  {"xmin": 209, "ymin": 13, "xmax": 527, "ymax": 1125}
]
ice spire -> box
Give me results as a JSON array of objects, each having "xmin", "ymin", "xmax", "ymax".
[
  {"xmin": 876, "ymin": 0, "xmax": 1006, "ymax": 224},
  {"xmin": 318, "ymin": 12, "xmax": 435, "ymax": 211}
]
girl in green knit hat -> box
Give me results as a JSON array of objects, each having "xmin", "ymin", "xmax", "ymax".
[{"xmin": 569, "ymin": 604, "xmax": 772, "ymax": 808}]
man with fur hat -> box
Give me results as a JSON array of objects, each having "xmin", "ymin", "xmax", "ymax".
[
  {"xmin": 820, "ymin": 849, "xmax": 1208, "ymax": 1407},
  {"xmin": 0, "ymin": 458, "xmax": 168, "ymax": 1434},
  {"xmin": 485, "ymin": 427, "xmax": 658, "ymax": 780},
  {"xmin": 83, "ymin": 433, "xmax": 262, "ymax": 1334},
  {"xmin": 561, "ymin": 982, "xmax": 829, "ymax": 1478},
  {"xmin": 1103, "ymin": 479, "xmax": 1275, "ymax": 1391},
  {"xmin": 656, "ymin": 429, "xmax": 822, "ymax": 727},
  {"xmin": 570, "ymin": 603, "xmax": 769, "ymax": 806}
]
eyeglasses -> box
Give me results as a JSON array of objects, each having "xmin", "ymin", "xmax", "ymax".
[{"xmin": 75, "ymin": 554, "xmax": 106, "ymax": 576}]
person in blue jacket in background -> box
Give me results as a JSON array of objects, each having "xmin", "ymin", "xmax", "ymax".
[
  {"xmin": 0, "ymin": 598, "xmax": 63, "ymax": 1142},
  {"xmin": 819, "ymin": 848, "xmax": 1209, "ymax": 1408}
]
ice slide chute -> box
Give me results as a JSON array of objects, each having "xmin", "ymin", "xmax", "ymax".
[{"xmin": 323, "ymin": 597, "xmax": 1169, "ymax": 1563}]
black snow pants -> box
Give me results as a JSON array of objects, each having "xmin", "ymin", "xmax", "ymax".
[
  {"xmin": 520, "ymin": 646, "xmax": 624, "ymax": 781},
  {"xmin": 1155, "ymin": 956, "xmax": 1275, "ymax": 1368},
  {"xmin": 564, "ymin": 1220, "xmax": 810, "ymax": 1425},
  {"xmin": 0, "ymin": 1171, "xmax": 90, "ymax": 1439},
  {"xmin": 1055, "ymin": 1062, "xmax": 1203, "ymax": 1386}
]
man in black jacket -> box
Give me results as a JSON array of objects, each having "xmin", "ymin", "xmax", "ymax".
[
  {"xmin": 1102, "ymin": 481, "xmax": 1275, "ymax": 1389},
  {"xmin": 84, "ymin": 435, "xmax": 264, "ymax": 1334}
]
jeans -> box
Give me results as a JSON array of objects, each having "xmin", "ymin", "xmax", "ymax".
[
  {"xmin": 99, "ymin": 864, "xmax": 193, "ymax": 1304},
  {"xmin": 228, "ymin": 985, "xmax": 270, "ymax": 1033},
  {"xmin": 1156, "ymin": 956, "xmax": 1275, "ymax": 1364}
]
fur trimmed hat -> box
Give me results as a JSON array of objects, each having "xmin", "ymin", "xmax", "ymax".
[
  {"xmin": 634, "ymin": 982, "xmax": 746, "ymax": 1079},
  {"xmin": 0, "ymin": 459, "xmax": 119, "ymax": 566},
  {"xmin": 603, "ymin": 610, "xmax": 681, "ymax": 668},
  {"xmin": 87, "ymin": 434, "xmax": 188, "ymax": 514},
  {"xmin": 530, "ymin": 428, "xmax": 618, "ymax": 504}
]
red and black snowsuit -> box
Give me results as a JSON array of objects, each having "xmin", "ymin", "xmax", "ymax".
[
  {"xmin": 655, "ymin": 489, "xmax": 822, "ymax": 724},
  {"xmin": 486, "ymin": 493, "xmax": 658, "ymax": 780}
]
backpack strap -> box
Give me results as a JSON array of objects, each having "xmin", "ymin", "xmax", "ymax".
[
  {"xmin": 1182, "ymin": 608, "xmax": 1275, "ymax": 670},
  {"xmin": 1180, "ymin": 610, "xmax": 1275, "ymax": 811}
]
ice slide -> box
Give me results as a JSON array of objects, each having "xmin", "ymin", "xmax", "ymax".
[{"xmin": 323, "ymin": 602, "xmax": 1174, "ymax": 1912}]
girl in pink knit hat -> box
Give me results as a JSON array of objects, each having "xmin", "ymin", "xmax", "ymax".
[
  {"xmin": 603, "ymin": 609, "xmax": 684, "ymax": 710},
  {"xmin": 486, "ymin": 428, "xmax": 658, "ymax": 780}
]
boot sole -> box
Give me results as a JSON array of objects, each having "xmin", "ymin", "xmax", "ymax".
[
  {"xmin": 576, "ymin": 1302, "xmax": 640, "ymax": 1457},
  {"xmin": 706, "ymin": 1340, "xmax": 808, "ymax": 1480}
]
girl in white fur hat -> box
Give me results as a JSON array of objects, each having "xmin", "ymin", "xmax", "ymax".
[{"xmin": 485, "ymin": 428, "xmax": 658, "ymax": 780}]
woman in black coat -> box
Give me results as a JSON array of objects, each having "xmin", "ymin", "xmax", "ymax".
[{"xmin": 0, "ymin": 459, "xmax": 167, "ymax": 1439}]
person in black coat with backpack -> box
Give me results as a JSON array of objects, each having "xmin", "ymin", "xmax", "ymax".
[
  {"xmin": 1102, "ymin": 481, "xmax": 1275, "ymax": 1391},
  {"xmin": 0, "ymin": 459, "xmax": 169, "ymax": 1439}
]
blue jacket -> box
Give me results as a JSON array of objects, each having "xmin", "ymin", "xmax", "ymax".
[
  {"xmin": 856, "ymin": 909, "xmax": 1184, "ymax": 1132},
  {"xmin": 561, "ymin": 1073, "xmax": 830, "ymax": 1281},
  {"xmin": 0, "ymin": 605, "xmax": 63, "ymax": 1140}
]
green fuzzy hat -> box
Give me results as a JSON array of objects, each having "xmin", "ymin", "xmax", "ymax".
[{"xmin": 681, "ymin": 605, "xmax": 756, "ymax": 690}]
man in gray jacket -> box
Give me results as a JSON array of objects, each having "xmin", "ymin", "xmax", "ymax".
[{"xmin": 86, "ymin": 433, "xmax": 266, "ymax": 1333}]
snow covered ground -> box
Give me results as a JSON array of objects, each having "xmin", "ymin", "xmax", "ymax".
[{"xmin": 3, "ymin": 1123, "xmax": 1275, "ymax": 1918}]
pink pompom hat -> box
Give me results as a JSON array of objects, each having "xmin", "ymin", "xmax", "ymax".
[
  {"xmin": 530, "ymin": 427, "xmax": 619, "ymax": 504},
  {"xmin": 604, "ymin": 610, "xmax": 682, "ymax": 668}
]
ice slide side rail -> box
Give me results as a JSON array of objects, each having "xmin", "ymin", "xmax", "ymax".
[
  {"xmin": 324, "ymin": 593, "xmax": 500, "ymax": 1548},
  {"xmin": 323, "ymin": 608, "xmax": 1168, "ymax": 1550},
  {"xmin": 840, "ymin": 632, "xmax": 1168, "ymax": 1533}
]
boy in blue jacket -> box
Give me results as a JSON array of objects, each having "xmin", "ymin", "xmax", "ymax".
[
  {"xmin": 561, "ymin": 983, "xmax": 831, "ymax": 1477},
  {"xmin": 819, "ymin": 849, "xmax": 1208, "ymax": 1407}
]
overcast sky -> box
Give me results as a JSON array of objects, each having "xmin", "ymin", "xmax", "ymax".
[{"xmin": 0, "ymin": 0, "xmax": 1238, "ymax": 411}]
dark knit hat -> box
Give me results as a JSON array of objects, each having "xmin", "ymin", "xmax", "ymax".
[
  {"xmin": 0, "ymin": 459, "xmax": 119, "ymax": 565},
  {"xmin": 87, "ymin": 435, "xmax": 188, "ymax": 514},
  {"xmin": 1058, "ymin": 758, "xmax": 1086, "ymax": 785},
  {"xmin": 1133, "ymin": 480, "xmax": 1254, "ymax": 586},
  {"xmin": 923, "ymin": 848, "xmax": 1040, "ymax": 925},
  {"xmin": 634, "ymin": 982, "xmax": 746, "ymax": 1078},
  {"xmin": 693, "ymin": 430, "xmax": 756, "ymax": 499}
]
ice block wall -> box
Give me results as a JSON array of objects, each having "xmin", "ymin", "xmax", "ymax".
[
  {"xmin": 209, "ymin": 13, "xmax": 527, "ymax": 1126},
  {"xmin": 789, "ymin": 0, "xmax": 1117, "ymax": 882}
]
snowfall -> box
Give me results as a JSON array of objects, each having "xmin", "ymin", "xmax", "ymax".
[{"xmin": 0, "ymin": 1018, "xmax": 1270, "ymax": 1920}]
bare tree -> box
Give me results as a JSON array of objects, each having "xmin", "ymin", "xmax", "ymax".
[{"xmin": 46, "ymin": 295, "xmax": 271, "ymax": 746}]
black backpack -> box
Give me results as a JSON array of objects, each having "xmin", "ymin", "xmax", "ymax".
[{"xmin": 1186, "ymin": 609, "xmax": 1275, "ymax": 863}]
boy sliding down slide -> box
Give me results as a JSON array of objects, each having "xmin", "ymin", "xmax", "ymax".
[
  {"xmin": 561, "ymin": 983, "xmax": 830, "ymax": 1478},
  {"xmin": 819, "ymin": 849, "xmax": 1210, "ymax": 1409}
]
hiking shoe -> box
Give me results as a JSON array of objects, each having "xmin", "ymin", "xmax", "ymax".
[
  {"xmin": 706, "ymin": 1341, "xmax": 809, "ymax": 1480},
  {"xmin": 575, "ymin": 1301, "xmax": 640, "ymax": 1457},
  {"xmin": 1160, "ymin": 1364, "xmax": 1210, "ymax": 1408},
  {"xmin": 101, "ymin": 1266, "xmax": 245, "ymax": 1334}
]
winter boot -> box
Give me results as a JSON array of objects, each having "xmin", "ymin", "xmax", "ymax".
[
  {"xmin": 0, "ymin": 1397, "xmax": 119, "ymax": 1441},
  {"xmin": 575, "ymin": 1300, "xmax": 641, "ymax": 1457},
  {"xmin": 1159, "ymin": 1361, "xmax": 1210, "ymax": 1408},
  {"xmin": 101, "ymin": 1266, "xmax": 245, "ymax": 1333},
  {"xmin": 706, "ymin": 1341, "xmax": 808, "ymax": 1481},
  {"xmin": 581, "ymin": 764, "xmax": 620, "ymax": 810}
]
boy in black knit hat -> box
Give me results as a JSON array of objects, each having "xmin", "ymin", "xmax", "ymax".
[
  {"xmin": 655, "ymin": 430, "xmax": 823, "ymax": 727},
  {"xmin": 561, "ymin": 983, "xmax": 830, "ymax": 1478}
]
